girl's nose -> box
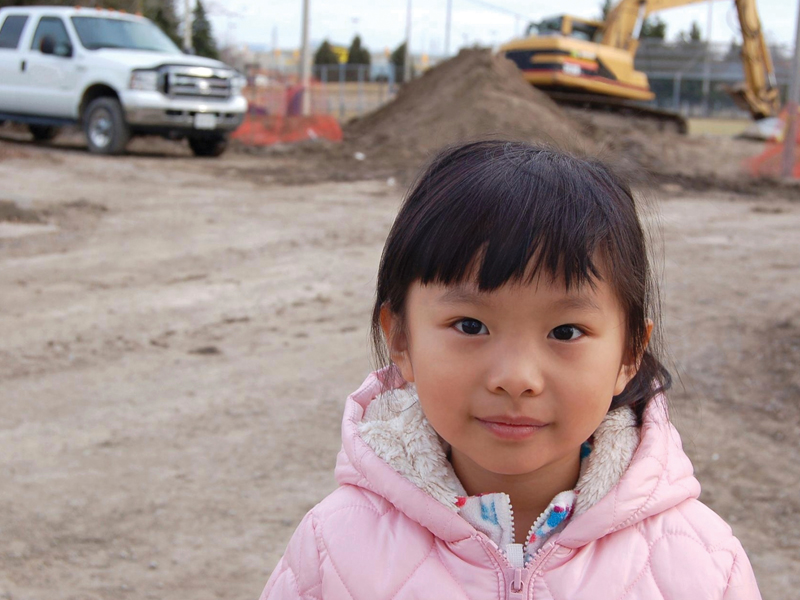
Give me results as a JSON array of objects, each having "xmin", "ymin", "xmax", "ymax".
[{"xmin": 486, "ymin": 348, "xmax": 545, "ymax": 400}]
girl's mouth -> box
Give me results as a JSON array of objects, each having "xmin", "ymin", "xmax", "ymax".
[{"xmin": 476, "ymin": 416, "xmax": 548, "ymax": 440}]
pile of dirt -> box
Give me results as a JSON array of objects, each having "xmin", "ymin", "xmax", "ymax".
[
  {"xmin": 344, "ymin": 49, "xmax": 593, "ymax": 164},
  {"xmin": 233, "ymin": 49, "xmax": 783, "ymax": 194},
  {"xmin": 565, "ymin": 109, "xmax": 777, "ymax": 189}
]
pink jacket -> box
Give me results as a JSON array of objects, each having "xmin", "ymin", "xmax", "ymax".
[{"xmin": 259, "ymin": 370, "xmax": 761, "ymax": 600}]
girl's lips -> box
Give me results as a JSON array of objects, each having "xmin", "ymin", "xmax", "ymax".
[{"xmin": 476, "ymin": 416, "xmax": 548, "ymax": 440}]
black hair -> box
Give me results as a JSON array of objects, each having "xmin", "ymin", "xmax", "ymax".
[{"xmin": 370, "ymin": 140, "xmax": 671, "ymax": 425}]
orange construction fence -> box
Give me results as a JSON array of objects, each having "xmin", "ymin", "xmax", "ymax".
[
  {"xmin": 746, "ymin": 108, "xmax": 800, "ymax": 179},
  {"xmin": 231, "ymin": 114, "xmax": 343, "ymax": 147}
]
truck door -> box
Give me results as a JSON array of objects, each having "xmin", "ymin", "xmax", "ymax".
[
  {"xmin": 23, "ymin": 15, "xmax": 81, "ymax": 118},
  {"xmin": 0, "ymin": 14, "xmax": 30, "ymax": 113}
]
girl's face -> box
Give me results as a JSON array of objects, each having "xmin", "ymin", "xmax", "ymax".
[{"xmin": 382, "ymin": 273, "xmax": 639, "ymax": 480}]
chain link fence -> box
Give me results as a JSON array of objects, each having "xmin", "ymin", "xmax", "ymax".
[
  {"xmin": 636, "ymin": 39, "xmax": 793, "ymax": 117},
  {"xmin": 239, "ymin": 62, "xmax": 399, "ymax": 122},
  {"xmin": 232, "ymin": 40, "xmax": 793, "ymax": 122}
]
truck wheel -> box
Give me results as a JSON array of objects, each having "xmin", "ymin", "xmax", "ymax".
[
  {"xmin": 83, "ymin": 97, "xmax": 129, "ymax": 155},
  {"xmin": 29, "ymin": 125, "xmax": 61, "ymax": 142},
  {"xmin": 188, "ymin": 134, "xmax": 228, "ymax": 158}
]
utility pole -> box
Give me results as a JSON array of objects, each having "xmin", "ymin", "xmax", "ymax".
[
  {"xmin": 781, "ymin": 0, "xmax": 800, "ymax": 178},
  {"xmin": 404, "ymin": 0, "xmax": 413, "ymax": 83},
  {"xmin": 300, "ymin": 0, "xmax": 311, "ymax": 116},
  {"xmin": 444, "ymin": 0, "xmax": 452, "ymax": 57},
  {"xmin": 701, "ymin": 0, "xmax": 713, "ymax": 116},
  {"xmin": 183, "ymin": 0, "xmax": 193, "ymax": 53}
]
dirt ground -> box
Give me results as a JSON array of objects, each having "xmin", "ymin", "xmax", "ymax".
[{"xmin": 0, "ymin": 133, "xmax": 798, "ymax": 600}]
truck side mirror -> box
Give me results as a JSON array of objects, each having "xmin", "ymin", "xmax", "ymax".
[
  {"xmin": 58, "ymin": 41, "xmax": 73, "ymax": 58},
  {"xmin": 40, "ymin": 35, "xmax": 56, "ymax": 55}
]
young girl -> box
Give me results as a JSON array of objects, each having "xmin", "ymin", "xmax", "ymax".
[{"xmin": 259, "ymin": 141, "xmax": 761, "ymax": 600}]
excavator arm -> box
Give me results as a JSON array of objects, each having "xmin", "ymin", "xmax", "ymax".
[
  {"xmin": 602, "ymin": 0, "xmax": 709, "ymax": 51},
  {"xmin": 601, "ymin": 0, "xmax": 779, "ymax": 118},
  {"xmin": 729, "ymin": 0, "xmax": 780, "ymax": 118}
]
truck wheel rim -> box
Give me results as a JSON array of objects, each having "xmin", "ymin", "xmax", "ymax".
[{"xmin": 89, "ymin": 108, "xmax": 113, "ymax": 148}]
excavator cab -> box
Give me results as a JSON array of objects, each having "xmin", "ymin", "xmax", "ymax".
[{"xmin": 526, "ymin": 16, "xmax": 604, "ymax": 43}]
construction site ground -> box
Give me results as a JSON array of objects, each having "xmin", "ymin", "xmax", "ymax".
[{"xmin": 1, "ymin": 132, "xmax": 798, "ymax": 600}]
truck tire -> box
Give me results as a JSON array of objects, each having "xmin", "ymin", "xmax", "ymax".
[
  {"xmin": 29, "ymin": 124, "xmax": 61, "ymax": 142},
  {"xmin": 188, "ymin": 134, "xmax": 228, "ymax": 158},
  {"xmin": 83, "ymin": 96, "xmax": 129, "ymax": 155}
]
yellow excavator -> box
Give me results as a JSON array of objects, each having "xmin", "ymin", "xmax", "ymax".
[{"xmin": 500, "ymin": 0, "xmax": 781, "ymax": 132}]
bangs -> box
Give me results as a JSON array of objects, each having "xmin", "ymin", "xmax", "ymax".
[{"xmin": 389, "ymin": 142, "xmax": 636, "ymax": 294}]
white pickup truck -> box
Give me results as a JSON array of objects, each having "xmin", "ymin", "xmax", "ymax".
[{"xmin": 0, "ymin": 6, "xmax": 247, "ymax": 156}]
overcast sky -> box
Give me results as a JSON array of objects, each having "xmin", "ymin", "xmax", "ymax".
[{"xmin": 204, "ymin": 0, "xmax": 797, "ymax": 54}]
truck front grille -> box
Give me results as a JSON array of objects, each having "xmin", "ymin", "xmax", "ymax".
[{"xmin": 163, "ymin": 66, "xmax": 233, "ymax": 100}]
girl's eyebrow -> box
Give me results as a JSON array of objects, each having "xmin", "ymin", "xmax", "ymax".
[
  {"xmin": 549, "ymin": 296, "xmax": 601, "ymax": 312},
  {"xmin": 438, "ymin": 286, "xmax": 490, "ymax": 306}
]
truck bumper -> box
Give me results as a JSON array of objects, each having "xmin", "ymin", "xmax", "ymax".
[{"xmin": 121, "ymin": 91, "xmax": 247, "ymax": 132}]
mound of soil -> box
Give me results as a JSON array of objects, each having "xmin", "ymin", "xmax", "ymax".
[
  {"xmin": 233, "ymin": 49, "xmax": 784, "ymax": 194},
  {"xmin": 345, "ymin": 49, "xmax": 593, "ymax": 163}
]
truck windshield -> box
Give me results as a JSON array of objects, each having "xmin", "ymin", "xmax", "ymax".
[{"xmin": 71, "ymin": 16, "xmax": 180, "ymax": 52}]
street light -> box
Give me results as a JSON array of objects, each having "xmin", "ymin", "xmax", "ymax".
[
  {"xmin": 781, "ymin": 0, "xmax": 800, "ymax": 178},
  {"xmin": 183, "ymin": 0, "xmax": 193, "ymax": 53},
  {"xmin": 404, "ymin": 0, "xmax": 413, "ymax": 83},
  {"xmin": 300, "ymin": 0, "xmax": 311, "ymax": 116}
]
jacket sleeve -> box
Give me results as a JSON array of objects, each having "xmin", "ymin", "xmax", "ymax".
[
  {"xmin": 259, "ymin": 511, "xmax": 323, "ymax": 600},
  {"xmin": 723, "ymin": 541, "xmax": 762, "ymax": 600}
]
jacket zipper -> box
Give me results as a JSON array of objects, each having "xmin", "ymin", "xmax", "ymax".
[
  {"xmin": 481, "ymin": 538, "xmax": 559, "ymax": 600},
  {"xmin": 495, "ymin": 499, "xmax": 562, "ymax": 599},
  {"xmin": 508, "ymin": 497, "xmax": 557, "ymax": 566}
]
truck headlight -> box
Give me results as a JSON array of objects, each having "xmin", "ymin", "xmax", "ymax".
[{"xmin": 129, "ymin": 69, "xmax": 160, "ymax": 91}]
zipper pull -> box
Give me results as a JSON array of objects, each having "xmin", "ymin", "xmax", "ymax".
[{"xmin": 508, "ymin": 568, "xmax": 525, "ymax": 599}]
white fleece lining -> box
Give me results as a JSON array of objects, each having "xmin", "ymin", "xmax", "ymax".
[{"xmin": 358, "ymin": 385, "xmax": 640, "ymax": 516}]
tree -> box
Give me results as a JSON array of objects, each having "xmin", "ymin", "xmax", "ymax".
[
  {"xmin": 640, "ymin": 16, "xmax": 666, "ymax": 40},
  {"xmin": 390, "ymin": 41, "xmax": 411, "ymax": 83},
  {"xmin": 689, "ymin": 21, "xmax": 702, "ymax": 41},
  {"xmin": 346, "ymin": 35, "xmax": 370, "ymax": 65},
  {"xmin": 191, "ymin": 0, "xmax": 218, "ymax": 59},
  {"xmin": 599, "ymin": 0, "xmax": 614, "ymax": 20},
  {"xmin": 314, "ymin": 40, "xmax": 339, "ymax": 66},
  {"xmin": 143, "ymin": 0, "xmax": 181, "ymax": 46},
  {"xmin": 678, "ymin": 20, "xmax": 702, "ymax": 43},
  {"xmin": 390, "ymin": 42, "xmax": 405, "ymax": 69},
  {"xmin": 724, "ymin": 37, "xmax": 742, "ymax": 61}
]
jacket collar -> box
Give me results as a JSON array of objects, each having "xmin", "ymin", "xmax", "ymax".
[{"xmin": 334, "ymin": 368, "xmax": 700, "ymax": 548}]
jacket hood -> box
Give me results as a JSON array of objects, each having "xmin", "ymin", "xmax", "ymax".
[{"xmin": 334, "ymin": 368, "xmax": 701, "ymax": 549}]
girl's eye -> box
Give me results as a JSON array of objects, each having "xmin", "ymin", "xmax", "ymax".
[
  {"xmin": 549, "ymin": 325, "xmax": 583, "ymax": 341},
  {"xmin": 454, "ymin": 319, "xmax": 488, "ymax": 335}
]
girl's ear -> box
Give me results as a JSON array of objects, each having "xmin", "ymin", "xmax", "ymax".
[
  {"xmin": 614, "ymin": 319, "xmax": 654, "ymax": 396},
  {"xmin": 379, "ymin": 305, "xmax": 415, "ymax": 383}
]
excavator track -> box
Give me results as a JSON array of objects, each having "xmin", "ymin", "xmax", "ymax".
[{"xmin": 544, "ymin": 91, "xmax": 688, "ymax": 134}]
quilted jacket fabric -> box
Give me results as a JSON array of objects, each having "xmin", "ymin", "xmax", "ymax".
[{"xmin": 258, "ymin": 370, "xmax": 761, "ymax": 600}]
